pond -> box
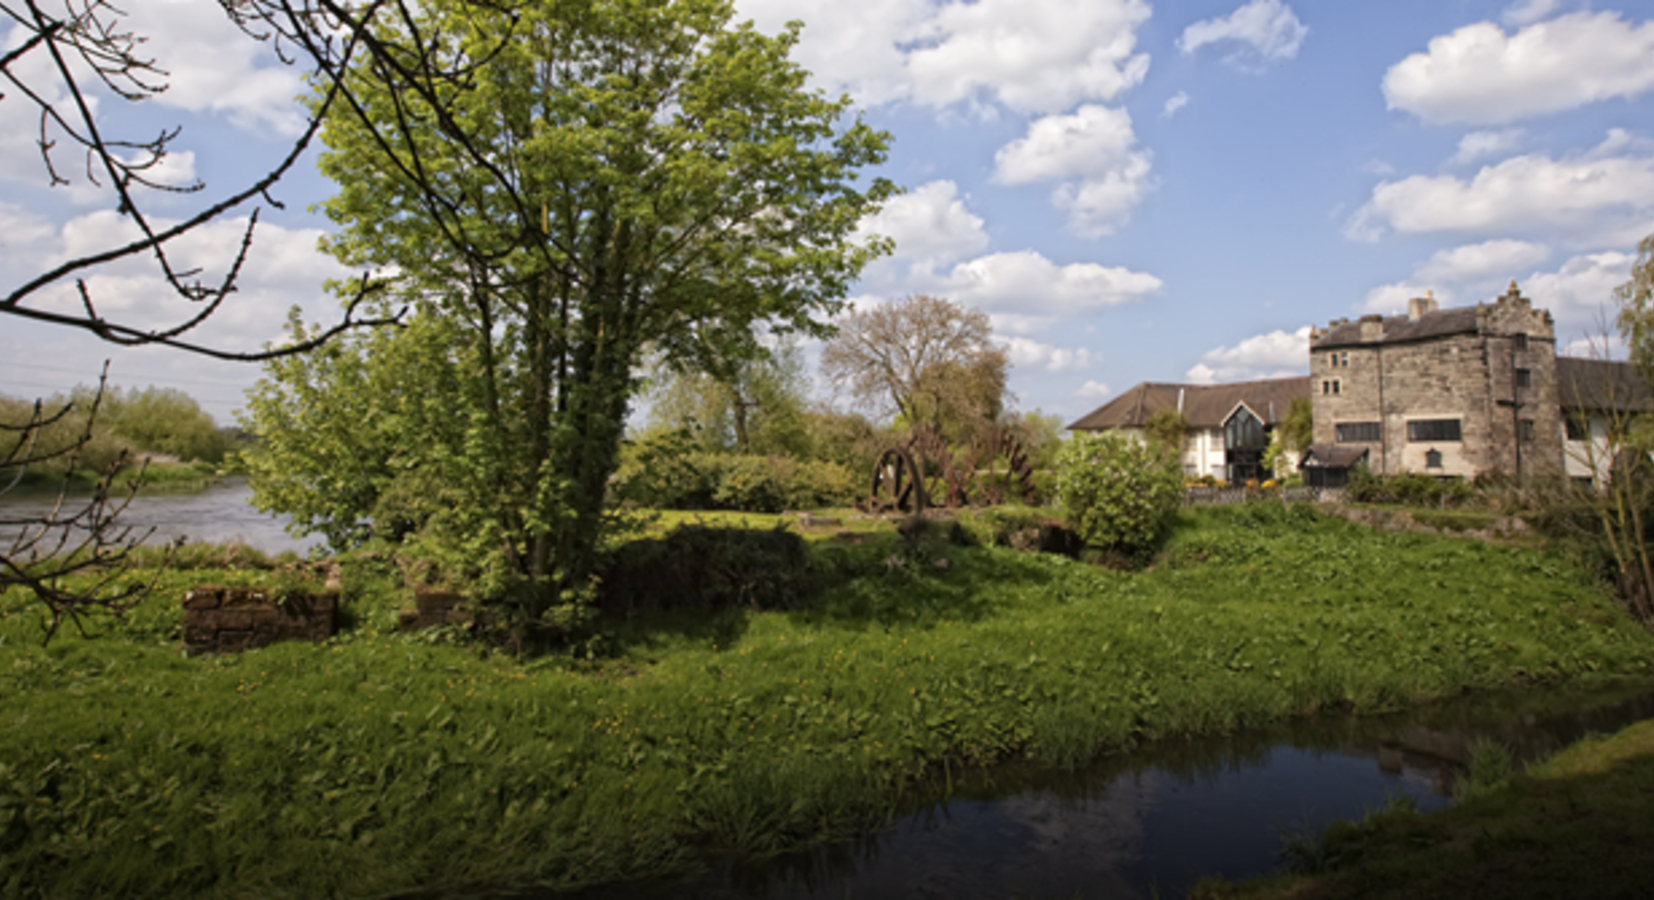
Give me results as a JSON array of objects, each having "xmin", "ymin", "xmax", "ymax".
[
  {"xmin": 0, "ymin": 476, "xmax": 323, "ymax": 557},
  {"xmin": 551, "ymin": 680, "xmax": 1654, "ymax": 900}
]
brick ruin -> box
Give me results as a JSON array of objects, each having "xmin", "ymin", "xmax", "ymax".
[{"xmin": 182, "ymin": 585, "xmax": 338, "ymax": 655}]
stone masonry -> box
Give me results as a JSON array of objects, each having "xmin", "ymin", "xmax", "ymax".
[
  {"xmin": 1308, "ymin": 283, "xmax": 1564, "ymax": 481},
  {"xmin": 182, "ymin": 585, "xmax": 338, "ymax": 655}
]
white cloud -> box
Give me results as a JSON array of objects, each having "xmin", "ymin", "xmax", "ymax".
[
  {"xmin": 999, "ymin": 337, "xmax": 1096, "ymax": 373},
  {"xmin": 854, "ymin": 180, "xmax": 989, "ymax": 270},
  {"xmin": 1178, "ymin": 0, "xmax": 1308, "ymax": 63},
  {"xmin": 1502, "ymin": 0, "xmax": 1562, "ymax": 29},
  {"xmin": 1184, "ymin": 325, "xmax": 1311, "ymax": 383},
  {"xmin": 734, "ymin": 0, "xmax": 1152, "ymax": 114},
  {"xmin": 938, "ymin": 250, "xmax": 1163, "ymax": 317},
  {"xmin": 1451, "ymin": 129, "xmax": 1524, "ymax": 165},
  {"xmin": 992, "ymin": 105, "xmax": 1155, "ymax": 237},
  {"xmin": 1415, "ymin": 239, "xmax": 1550, "ymax": 283},
  {"xmin": 1348, "ymin": 132, "xmax": 1654, "ymax": 243},
  {"xmin": 1162, "ymin": 91, "xmax": 1190, "ymax": 118},
  {"xmin": 1383, "ymin": 12, "xmax": 1654, "ymax": 125},
  {"xmin": 126, "ymin": 0, "xmax": 308, "ymax": 136},
  {"xmin": 1359, "ymin": 281, "xmax": 1451, "ymax": 315},
  {"xmin": 1075, "ymin": 379, "xmax": 1113, "ymax": 399},
  {"xmin": 1522, "ymin": 251, "xmax": 1636, "ymax": 339},
  {"xmin": 25, "ymin": 210, "xmax": 347, "ymax": 351}
]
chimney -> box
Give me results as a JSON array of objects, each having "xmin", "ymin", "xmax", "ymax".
[
  {"xmin": 1407, "ymin": 289, "xmax": 1438, "ymax": 322},
  {"xmin": 1359, "ymin": 313, "xmax": 1385, "ymax": 342}
]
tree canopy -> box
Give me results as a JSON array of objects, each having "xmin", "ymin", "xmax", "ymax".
[
  {"xmin": 245, "ymin": 0, "xmax": 895, "ymax": 628},
  {"xmin": 819, "ymin": 294, "xmax": 1008, "ymax": 442}
]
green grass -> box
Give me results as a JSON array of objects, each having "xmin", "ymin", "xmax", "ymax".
[
  {"xmin": 1194, "ymin": 716, "xmax": 1654, "ymax": 900},
  {"xmin": 6, "ymin": 460, "xmax": 221, "ymax": 497},
  {"xmin": 1, "ymin": 503, "xmax": 1651, "ymax": 898}
]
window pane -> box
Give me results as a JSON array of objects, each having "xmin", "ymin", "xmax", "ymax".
[
  {"xmin": 1407, "ymin": 419, "xmax": 1462, "ymax": 442},
  {"xmin": 1335, "ymin": 422, "xmax": 1381, "ymax": 442}
]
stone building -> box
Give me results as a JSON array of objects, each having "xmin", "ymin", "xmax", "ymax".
[
  {"xmin": 1072, "ymin": 281, "xmax": 1650, "ymax": 489},
  {"xmin": 1066, "ymin": 377, "xmax": 1309, "ymax": 483},
  {"xmin": 1303, "ymin": 282, "xmax": 1564, "ymax": 484}
]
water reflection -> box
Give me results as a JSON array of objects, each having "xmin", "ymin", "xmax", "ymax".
[
  {"xmin": 0, "ymin": 477, "xmax": 322, "ymax": 557},
  {"xmin": 556, "ymin": 681, "xmax": 1654, "ymax": 900}
]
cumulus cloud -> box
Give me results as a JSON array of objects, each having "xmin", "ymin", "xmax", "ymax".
[
  {"xmin": 1450, "ymin": 129, "xmax": 1524, "ymax": 165},
  {"xmin": 1184, "ymin": 325, "xmax": 1311, "ymax": 383},
  {"xmin": 1523, "ymin": 251, "xmax": 1636, "ymax": 340},
  {"xmin": 1501, "ymin": 0, "xmax": 1562, "ymax": 28},
  {"xmin": 1162, "ymin": 91, "xmax": 1190, "ymax": 118},
  {"xmin": 1383, "ymin": 12, "xmax": 1654, "ymax": 125},
  {"xmin": 126, "ymin": 0, "xmax": 309, "ymax": 135},
  {"xmin": 937, "ymin": 250, "xmax": 1163, "ymax": 317},
  {"xmin": 1178, "ymin": 0, "xmax": 1308, "ymax": 64},
  {"xmin": 1359, "ymin": 281, "xmax": 1452, "ymax": 315},
  {"xmin": 992, "ymin": 105, "xmax": 1155, "ymax": 237},
  {"xmin": 999, "ymin": 336, "xmax": 1096, "ymax": 373},
  {"xmin": 1347, "ymin": 131, "xmax": 1654, "ymax": 243},
  {"xmin": 1414, "ymin": 239, "xmax": 1550, "ymax": 283},
  {"xmin": 1075, "ymin": 379, "xmax": 1113, "ymax": 399},
  {"xmin": 854, "ymin": 180, "xmax": 989, "ymax": 271},
  {"xmin": 735, "ymin": 0, "xmax": 1152, "ymax": 114}
]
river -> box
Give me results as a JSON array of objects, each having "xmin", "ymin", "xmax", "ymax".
[
  {"xmin": 0, "ymin": 476, "xmax": 324, "ymax": 557},
  {"xmin": 552, "ymin": 680, "xmax": 1654, "ymax": 900}
]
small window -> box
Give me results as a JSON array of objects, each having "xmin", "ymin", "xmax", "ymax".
[
  {"xmin": 1321, "ymin": 380, "xmax": 1330, "ymax": 395},
  {"xmin": 1336, "ymin": 422, "xmax": 1381, "ymax": 443},
  {"xmin": 1518, "ymin": 419, "xmax": 1535, "ymax": 442},
  {"xmin": 1341, "ymin": 352, "xmax": 1349, "ymax": 367},
  {"xmin": 1328, "ymin": 352, "xmax": 1338, "ymax": 368},
  {"xmin": 1425, "ymin": 449, "xmax": 1443, "ymax": 469},
  {"xmin": 1408, "ymin": 419, "xmax": 1462, "ymax": 442},
  {"xmin": 1332, "ymin": 379, "xmax": 1341, "ymax": 395},
  {"xmin": 1514, "ymin": 334, "xmax": 1529, "ymax": 351},
  {"xmin": 1515, "ymin": 368, "xmax": 1531, "ymax": 388},
  {"xmin": 1565, "ymin": 417, "xmax": 1588, "ymax": 441}
]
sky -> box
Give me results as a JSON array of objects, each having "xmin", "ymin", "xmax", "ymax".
[{"xmin": 3, "ymin": 0, "xmax": 1654, "ymax": 427}]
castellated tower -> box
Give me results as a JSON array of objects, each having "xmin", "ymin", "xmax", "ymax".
[{"xmin": 1307, "ymin": 282, "xmax": 1562, "ymax": 481}]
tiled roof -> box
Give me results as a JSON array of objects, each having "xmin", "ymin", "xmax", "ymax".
[
  {"xmin": 1067, "ymin": 376, "xmax": 1310, "ymax": 431},
  {"xmin": 1557, "ymin": 357, "xmax": 1653, "ymax": 413},
  {"xmin": 1312, "ymin": 307, "xmax": 1483, "ymax": 350}
]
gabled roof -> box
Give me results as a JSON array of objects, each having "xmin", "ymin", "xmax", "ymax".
[
  {"xmin": 1067, "ymin": 377, "xmax": 1310, "ymax": 431},
  {"xmin": 1312, "ymin": 307, "xmax": 1483, "ymax": 350},
  {"xmin": 1557, "ymin": 357, "xmax": 1653, "ymax": 413}
]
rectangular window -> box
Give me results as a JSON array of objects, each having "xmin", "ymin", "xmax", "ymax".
[
  {"xmin": 1519, "ymin": 419, "xmax": 1535, "ymax": 442},
  {"xmin": 1321, "ymin": 380, "xmax": 1330, "ymax": 395},
  {"xmin": 1331, "ymin": 379, "xmax": 1341, "ymax": 395},
  {"xmin": 1514, "ymin": 334, "xmax": 1529, "ymax": 351},
  {"xmin": 1328, "ymin": 352, "xmax": 1338, "ymax": 368},
  {"xmin": 1565, "ymin": 416, "xmax": 1588, "ymax": 441},
  {"xmin": 1341, "ymin": 352, "xmax": 1349, "ymax": 367},
  {"xmin": 1515, "ymin": 368, "xmax": 1531, "ymax": 388},
  {"xmin": 1407, "ymin": 419, "xmax": 1462, "ymax": 442},
  {"xmin": 1336, "ymin": 422, "xmax": 1381, "ymax": 443}
]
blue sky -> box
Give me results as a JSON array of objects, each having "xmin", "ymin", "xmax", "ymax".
[{"xmin": 4, "ymin": 0, "xmax": 1654, "ymax": 426}]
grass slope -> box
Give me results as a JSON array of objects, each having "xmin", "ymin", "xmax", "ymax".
[{"xmin": 0, "ymin": 504, "xmax": 1650, "ymax": 898}]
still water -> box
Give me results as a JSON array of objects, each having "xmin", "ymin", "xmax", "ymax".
[
  {"xmin": 556, "ymin": 682, "xmax": 1654, "ymax": 900},
  {"xmin": 0, "ymin": 476, "xmax": 323, "ymax": 557}
]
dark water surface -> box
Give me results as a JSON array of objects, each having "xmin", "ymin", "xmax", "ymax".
[
  {"xmin": 549, "ymin": 681, "xmax": 1654, "ymax": 900},
  {"xmin": 0, "ymin": 476, "xmax": 322, "ymax": 557}
]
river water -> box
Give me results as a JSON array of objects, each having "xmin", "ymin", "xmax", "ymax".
[
  {"xmin": 558, "ymin": 681, "xmax": 1654, "ymax": 900},
  {"xmin": 0, "ymin": 476, "xmax": 323, "ymax": 557}
]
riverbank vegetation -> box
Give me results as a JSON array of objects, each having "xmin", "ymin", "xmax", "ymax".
[
  {"xmin": 1195, "ymin": 713, "xmax": 1654, "ymax": 900},
  {"xmin": 2, "ymin": 504, "xmax": 1650, "ymax": 897}
]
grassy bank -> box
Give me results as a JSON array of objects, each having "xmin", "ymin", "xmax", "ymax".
[
  {"xmin": 1194, "ymin": 715, "xmax": 1654, "ymax": 900},
  {"xmin": 1, "ymin": 504, "xmax": 1651, "ymax": 897},
  {"xmin": 5, "ymin": 460, "xmax": 221, "ymax": 497}
]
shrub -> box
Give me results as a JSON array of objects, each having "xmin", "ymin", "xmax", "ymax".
[
  {"xmin": 598, "ymin": 525, "xmax": 814, "ymax": 612},
  {"xmin": 1056, "ymin": 431, "xmax": 1183, "ymax": 556},
  {"xmin": 785, "ymin": 459, "xmax": 860, "ymax": 510}
]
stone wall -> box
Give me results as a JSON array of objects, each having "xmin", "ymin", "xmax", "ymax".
[
  {"xmin": 1310, "ymin": 285, "xmax": 1564, "ymax": 480},
  {"xmin": 182, "ymin": 585, "xmax": 338, "ymax": 655}
]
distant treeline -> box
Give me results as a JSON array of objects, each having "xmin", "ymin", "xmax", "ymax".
[{"xmin": 0, "ymin": 385, "xmax": 247, "ymax": 476}]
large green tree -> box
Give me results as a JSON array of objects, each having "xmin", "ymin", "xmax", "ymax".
[{"xmin": 246, "ymin": 0, "xmax": 894, "ymax": 628}]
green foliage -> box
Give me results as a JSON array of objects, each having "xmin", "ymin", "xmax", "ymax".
[
  {"xmin": 1345, "ymin": 466, "xmax": 1478, "ymax": 508},
  {"xmin": 1455, "ymin": 739, "xmax": 1515, "ymax": 800},
  {"xmin": 599, "ymin": 525, "xmax": 815, "ymax": 613},
  {"xmin": 955, "ymin": 506, "xmax": 1074, "ymax": 554},
  {"xmin": 1143, "ymin": 409, "xmax": 1190, "ymax": 455},
  {"xmin": 645, "ymin": 341, "xmax": 813, "ymax": 457},
  {"xmin": 611, "ymin": 442, "xmax": 860, "ymax": 513},
  {"xmin": 1056, "ymin": 431, "xmax": 1184, "ymax": 555}
]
